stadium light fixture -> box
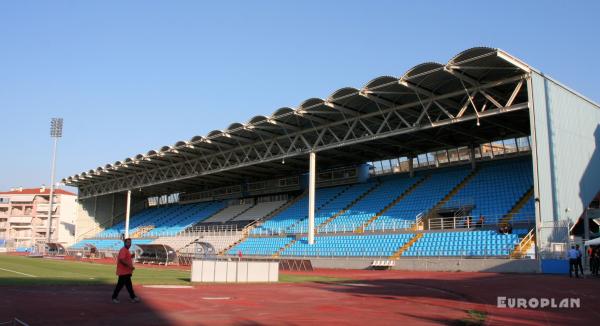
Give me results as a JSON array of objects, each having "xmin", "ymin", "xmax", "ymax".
[{"xmin": 47, "ymin": 118, "xmax": 63, "ymax": 245}]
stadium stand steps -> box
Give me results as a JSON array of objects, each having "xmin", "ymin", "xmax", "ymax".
[
  {"xmin": 219, "ymin": 240, "xmax": 240, "ymax": 255},
  {"xmin": 69, "ymin": 238, "xmax": 154, "ymax": 251},
  {"xmin": 130, "ymin": 225, "xmax": 155, "ymax": 238},
  {"xmin": 499, "ymin": 186, "xmax": 534, "ymax": 225},
  {"xmin": 219, "ymin": 197, "xmax": 302, "ymax": 253},
  {"xmin": 216, "ymin": 201, "xmax": 297, "ymax": 255},
  {"xmin": 226, "ymin": 236, "xmax": 295, "ymax": 256},
  {"xmin": 317, "ymin": 182, "xmax": 381, "ymax": 230},
  {"xmin": 423, "ymin": 167, "xmax": 480, "ymax": 229},
  {"xmin": 186, "ymin": 205, "xmax": 228, "ymax": 230},
  {"xmin": 356, "ymin": 176, "xmax": 430, "ymax": 233},
  {"xmin": 279, "ymin": 234, "xmax": 415, "ymax": 257},
  {"xmin": 248, "ymin": 191, "xmax": 308, "ymax": 232},
  {"xmin": 223, "ymin": 203, "xmax": 257, "ymax": 222},
  {"xmin": 510, "ymin": 229, "xmax": 535, "ymax": 258},
  {"xmin": 285, "ymin": 185, "xmax": 351, "ymax": 232},
  {"xmin": 266, "ymin": 192, "xmax": 306, "ymax": 221},
  {"xmin": 390, "ymin": 233, "xmax": 423, "ymax": 259},
  {"xmin": 403, "ymin": 230, "xmax": 519, "ymax": 257},
  {"xmin": 74, "ymin": 201, "xmax": 146, "ymax": 242},
  {"xmin": 439, "ymin": 158, "xmax": 534, "ymax": 225},
  {"xmin": 218, "ymin": 230, "xmax": 252, "ymax": 255},
  {"xmin": 273, "ymin": 238, "xmax": 298, "ymax": 257},
  {"xmin": 177, "ymin": 238, "xmax": 200, "ymax": 253}
]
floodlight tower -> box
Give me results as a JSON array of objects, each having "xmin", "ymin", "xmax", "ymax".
[{"xmin": 47, "ymin": 118, "xmax": 63, "ymax": 244}]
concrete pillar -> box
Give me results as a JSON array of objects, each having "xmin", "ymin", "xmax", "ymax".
[
  {"xmin": 470, "ymin": 146, "xmax": 476, "ymax": 170},
  {"xmin": 408, "ymin": 156, "xmax": 414, "ymax": 178},
  {"xmin": 125, "ymin": 190, "xmax": 132, "ymax": 239},
  {"xmin": 584, "ymin": 208, "xmax": 590, "ymax": 242},
  {"xmin": 110, "ymin": 193, "xmax": 115, "ymax": 227},
  {"xmin": 308, "ymin": 152, "xmax": 316, "ymax": 245}
]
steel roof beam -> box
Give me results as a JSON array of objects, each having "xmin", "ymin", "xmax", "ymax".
[{"xmin": 72, "ymin": 74, "xmax": 528, "ymax": 199}]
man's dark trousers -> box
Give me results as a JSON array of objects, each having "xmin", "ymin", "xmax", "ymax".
[{"xmin": 112, "ymin": 274, "xmax": 136, "ymax": 299}]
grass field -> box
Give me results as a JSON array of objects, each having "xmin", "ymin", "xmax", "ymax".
[{"xmin": 0, "ymin": 255, "xmax": 345, "ymax": 285}]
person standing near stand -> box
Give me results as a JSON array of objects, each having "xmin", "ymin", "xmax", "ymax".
[
  {"xmin": 575, "ymin": 244, "xmax": 584, "ymax": 277},
  {"xmin": 567, "ymin": 245, "xmax": 579, "ymax": 278}
]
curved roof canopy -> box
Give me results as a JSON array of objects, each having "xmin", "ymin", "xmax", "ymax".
[{"xmin": 63, "ymin": 47, "xmax": 534, "ymax": 198}]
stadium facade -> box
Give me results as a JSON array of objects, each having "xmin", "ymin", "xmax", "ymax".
[{"xmin": 62, "ymin": 47, "xmax": 600, "ymax": 273}]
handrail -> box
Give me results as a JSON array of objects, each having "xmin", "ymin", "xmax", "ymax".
[
  {"xmin": 219, "ymin": 243, "xmax": 523, "ymax": 260},
  {"xmin": 247, "ymin": 214, "xmax": 535, "ymax": 236},
  {"xmin": 517, "ymin": 228, "xmax": 535, "ymax": 255},
  {"xmin": 428, "ymin": 214, "xmax": 535, "ymax": 231},
  {"xmin": 82, "ymin": 228, "xmax": 244, "ymax": 240},
  {"xmin": 415, "ymin": 212, "xmax": 424, "ymax": 226}
]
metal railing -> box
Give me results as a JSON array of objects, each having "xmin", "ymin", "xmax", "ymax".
[
  {"xmin": 428, "ymin": 214, "xmax": 535, "ymax": 230},
  {"xmin": 84, "ymin": 228, "xmax": 244, "ymax": 240},
  {"xmin": 185, "ymin": 224, "xmax": 241, "ymax": 234},
  {"xmin": 221, "ymin": 243, "xmax": 523, "ymax": 260},
  {"xmin": 252, "ymin": 221, "xmax": 415, "ymax": 236},
  {"xmin": 250, "ymin": 212, "xmax": 423, "ymax": 236},
  {"xmin": 67, "ymin": 240, "xmax": 529, "ymax": 263}
]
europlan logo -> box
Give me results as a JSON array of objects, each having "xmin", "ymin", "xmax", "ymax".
[{"xmin": 497, "ymin": 297, "xmax": 581, "ymax": 309}]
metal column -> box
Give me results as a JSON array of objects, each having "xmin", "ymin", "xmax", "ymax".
[
  {"xmin": 125, "ymin": 190, "xmax": 132, "ymax": 238},
  {"xmin": 584, "ymin": 208, "xmax": 590, "ymax": 242},
  {"xmin": 470, "ymin": 146, "xmax": 476, "ymax": 170},
  {"xmin": 408, "ymin": 156, "xmax": 414, "ymax": 178},
  {"xmin": 308, "ymin": 152, "xmax": 316, "ymax": 245},
  {"xmin": 46, "ymin": 137, "xmax": 58, "ymax": 244}
]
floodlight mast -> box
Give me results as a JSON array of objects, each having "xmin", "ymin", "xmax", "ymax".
[{"xmin": 47, "ymin": 118, "xmax": 63, "ymax": 245}]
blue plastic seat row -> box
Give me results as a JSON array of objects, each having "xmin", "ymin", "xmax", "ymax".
[{"xmin": 403, "ymin": 230, "xmax": 519, "ymax": 257}]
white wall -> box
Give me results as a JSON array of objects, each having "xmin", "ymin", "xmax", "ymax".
[
  {"xmin": 530, "ymin": 72, "xmax": 600, "ymax": 247},
  {"xmin": 57, "ymin": 195, "xmax": 77, "ymax": 245}
]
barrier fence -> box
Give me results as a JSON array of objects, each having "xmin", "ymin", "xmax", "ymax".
[{"xmin": 90, "ymin": 227, "xmax": 243, "ymax": 239}]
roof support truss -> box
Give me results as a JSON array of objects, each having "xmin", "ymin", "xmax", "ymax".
[{"xmin": 76, "ymin": 74, "xmax": 530, "ymax": 199}]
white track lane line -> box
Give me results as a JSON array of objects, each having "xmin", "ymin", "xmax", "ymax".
[{"xmin": 0, "ymin": 267, "xmax": 37, "ymax": 278}]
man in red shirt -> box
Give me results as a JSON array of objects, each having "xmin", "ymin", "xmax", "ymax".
[{"xmin": 111, "ymin": 238, "xmax": 140, "ymax": 303}]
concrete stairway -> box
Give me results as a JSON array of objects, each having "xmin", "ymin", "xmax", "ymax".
[
  {"xmin": 355, "ymin": 176, "xmax": 430, "ymax": 233},
  {"xmin": 247, "ymin": 191, "xmax": 308, "ymax": 233},
  {"xmin": 510, "ymin": 229, "xmax": 535, "ymax": 259},
  {"xmin": 499, "ymin": 186, "xmax": 534, "ymax": 225},
  {"xmin": 272, "ymin": 238, "xmax": 297, "ymax": 257},
  {"xmin": 422, "ymin": 168, "xmax": 480, "ymax": 230},
  {"xmin": 317, "ymin": 182, "xmax": 381, "ymax": 230},
  {"xmin": 390, "ymin": 233, "xmax": 423, "ymax": 259},
  {"xmin": 131, "ymin": 225, "xmax": 154, "ymax": 238},
  {"xmin": 285, "ymin": 186, "xmax": 350, "ymax": 232}
]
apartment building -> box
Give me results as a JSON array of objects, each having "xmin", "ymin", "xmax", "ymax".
[{"xmin": 0, "ymin": 186, "xmax": 77, "ymax": 250}]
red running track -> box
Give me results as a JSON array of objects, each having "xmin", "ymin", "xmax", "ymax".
[{"xmin": 1, "ymin": 268, "xmax": 598, "ymax": 325}]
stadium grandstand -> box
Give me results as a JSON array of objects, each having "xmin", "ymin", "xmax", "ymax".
[{"xmin": 60, "ymin": 47, "xmax": 600, "ymax": 273}]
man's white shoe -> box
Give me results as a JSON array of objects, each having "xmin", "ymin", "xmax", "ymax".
[
  {"xmin": 112, "ymin": 299, "xmax": 120, "ymax": 304},
  {"xmin": 131, "ymin": 297, "xmax": 140, "ymax": 303}
]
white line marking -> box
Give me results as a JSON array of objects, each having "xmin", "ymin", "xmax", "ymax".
[
  {"xmin": 143, "ymin": 285, "xmax": 194, "ymax": 289},
  {"xmin": 0, "ymin": 267, "xmax": 37, "ymax": 278},
  {"xmin": 202, "ymin": 297, "xmax": 231, "ymax": 300},
  {"xmin": 339, "ymin": 283, "xmax": 375, "ymax": 287}
]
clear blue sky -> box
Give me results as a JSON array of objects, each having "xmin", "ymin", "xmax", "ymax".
[{"xmin": 1, "ymin": 1, "xmax": 599, "ymax": 192}]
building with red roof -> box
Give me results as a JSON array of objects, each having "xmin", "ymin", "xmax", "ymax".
[{"xmin": 0, "ymin": 186, "xmax": 77, "ymax": 251}]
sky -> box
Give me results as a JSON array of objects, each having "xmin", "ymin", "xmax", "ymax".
[{"xmin": 1, "ymin": 1, "xmax": 599, "ymax": 192}]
